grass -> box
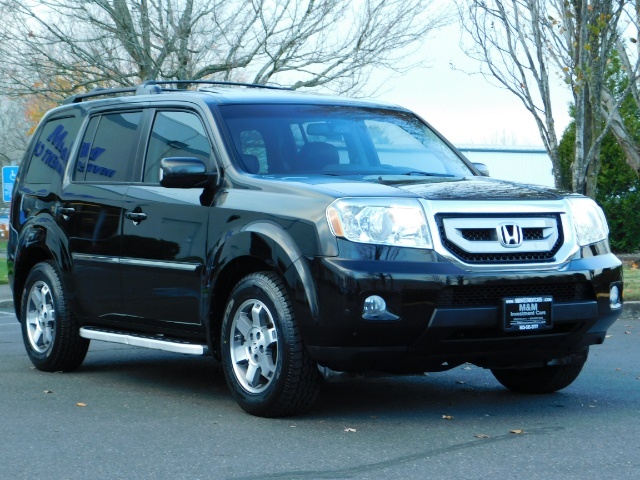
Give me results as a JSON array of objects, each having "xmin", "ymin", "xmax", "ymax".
[{"xmin": 623, "ymin": 264, "xmax": 640, "ymax": 301}]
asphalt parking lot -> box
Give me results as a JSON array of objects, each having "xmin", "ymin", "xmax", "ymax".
[{"xmin": 1, "ymin": 299, "xmax": 638, "ymax": 479}]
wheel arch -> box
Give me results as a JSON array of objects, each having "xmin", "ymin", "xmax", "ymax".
[
  {"xmin": 207, "ymin": 224, "xmax": 319, "ymax": 360},
  {"xmin": 12, "ymin": 222, "xmax": 71, "ymax": 319}
]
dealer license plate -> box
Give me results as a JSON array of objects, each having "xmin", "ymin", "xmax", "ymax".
[{"xmin": 503, "ymin": 296, "xmax": 553, "ymax": 332}]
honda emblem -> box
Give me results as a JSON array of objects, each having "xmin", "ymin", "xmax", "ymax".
[{"xmin": 498, "ymin": 224, "xmax": 523, "ymax": 247}]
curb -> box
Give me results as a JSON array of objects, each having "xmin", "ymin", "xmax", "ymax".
[
  {"xmin": 622, "ymin": 301, "xmax": 640, "ymax": 315},
  {"xmin": 0, "ymin": 300, "xmax": 13, "ymax": 310}
]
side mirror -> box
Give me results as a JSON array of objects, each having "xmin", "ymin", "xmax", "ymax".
[
  {"xmin": 473, "ymin": 162, "xmax": 490, "ymax": 176},
  {"xmin": 160, "ymin": 157, "xmax": 217, "ymax": 188}
]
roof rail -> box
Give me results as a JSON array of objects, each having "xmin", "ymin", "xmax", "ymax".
[
  {"xmin": 140, "ymin": 80, "xmax": 291, "ymax": 91},
  {"xmin": 62, "ymin": 86, "xmax": 141, "ymax": 105},
  {"xmin": 61, "ymin": 80, "xmax": 290, "ymax": 104}
]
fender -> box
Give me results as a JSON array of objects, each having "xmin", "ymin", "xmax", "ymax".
[
  {"xmin": 210, "ymin": 221, "xmax": 319, "ymax": 319},
  {"xmin": 12, "ymin": 212, "xmax": 73, "ymax": 314},
  {"xmin": 244, "ymin": 221, "xmax": 320, "ymax": 322}
]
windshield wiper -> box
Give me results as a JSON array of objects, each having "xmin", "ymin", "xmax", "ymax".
[{"xmin": 400, "ymin": 171, "xmax": 456, "ymax": 177}]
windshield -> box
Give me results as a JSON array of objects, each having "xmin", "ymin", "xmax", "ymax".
[{"xmin": 217, "ymin": 104, "xmax": 474, "ymax": 177}]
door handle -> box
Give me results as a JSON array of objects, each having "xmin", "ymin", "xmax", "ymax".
[
  {"xmin": 57, "ymin": 207, "xmax": 75, "ymax": 216},
  {"xmin": 125, "ymin": 211, "xmax": 147, "ymax": 223}
]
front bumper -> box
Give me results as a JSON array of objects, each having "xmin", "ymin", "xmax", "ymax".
[{"xmin": 298, "ymin": 244, "xmax": 623, "ymax": 372}]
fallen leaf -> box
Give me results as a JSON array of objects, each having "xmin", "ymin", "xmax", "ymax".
[
  {"xmin": 442, "ymin": 415, "xmax": 454, "ymax": 420},
  {"xmin": 289, "ymin": 425, "xmax": 297, "ymax": 428},
  {"xmin": 475, "ymin": 434, "xmax": 490, "ymax": 439},
  {"xmin": 344, "ymin": 427, "xmax": 357, "ymax": 432},
  {"xmin": 456, "ymin": 381, "xmax": 466, "ymax": 384},
  {"xmin": 510, "ymin": 429, "xmax": 524, "ymax": 434},
  {"xmin": 625, "ymin": 331, "xmax": 631, "ymax": 335},
  {"xmin": 76, "ymin": 402, "xmax": 87, "ymax": 407},
  {"xmin": 43, "ymin": 390, "xmax": 53, "ymax": 394}
]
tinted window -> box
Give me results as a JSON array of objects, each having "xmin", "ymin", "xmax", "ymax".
[
  {"xmin": 26, "ymin": 116, "xmax": 79, "ymax": 183},
  {"xmin": 366, "ymin": 120, "xmax": 449, "ymax": 174},
  {"xmin": 75, "ymin": 111, "xmax": 143, "ymax": 183},
  {"xmin": 144, "ymin": 111, "xmax": 211, "ymax": 183},
  {"xmin": 218, "ymin": 105, "xmax": 472, "ymax": 177}
]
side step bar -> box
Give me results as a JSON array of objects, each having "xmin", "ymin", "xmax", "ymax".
[{"xmin": 79, "ymin": 327, "xmax": 208, "ymax": 356}]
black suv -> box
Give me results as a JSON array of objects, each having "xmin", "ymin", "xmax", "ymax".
[{"xmin": 8, "ymin": 81, "xmax": 623, "ymax": 417}]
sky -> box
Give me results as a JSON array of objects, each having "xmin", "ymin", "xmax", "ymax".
[{"xmin": 372, "ymin": 20, "xmax": 574, "ymax": 147}]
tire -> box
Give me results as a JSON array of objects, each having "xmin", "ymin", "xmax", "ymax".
[
  {"xmin": 491, "ymin": 351, "xmax": 588, "ymax": 394},
  {"xmin": 20, "ymin": 261, "xmax": 89, "ymax": 372},
  {"xmin": 220, "ymin": 272, "xmax": 322, "ymax": 417}
]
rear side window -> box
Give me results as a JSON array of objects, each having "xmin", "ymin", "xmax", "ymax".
[
  {"xmin": 25, "ymin": 116, "xmax": 80, "ymax": 184},
  {"xmin": 144, "ymin": 111, "xmax": 211, "ymax": 183},
  {"xmin": 75, "ymin": 111, "xmax": 143, "ymax": 183}
]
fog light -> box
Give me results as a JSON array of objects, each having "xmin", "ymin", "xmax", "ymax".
[
  {"xmin": 363, "ymin": 295, "xmax": 386, "ymax": 315},
  {"xmin": 610, "ymin": 283, "xmax": 622, "ymax": 309},
  {"xmin": 362, "ymin": 295, "xmax": 399, "ymax": 321}
]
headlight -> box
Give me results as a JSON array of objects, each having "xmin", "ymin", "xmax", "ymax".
[
  {"xmin": 567, "ymin": 197, "xmax": 609, "ymax": 246},
  {"xmin": 327, "ymin": 198, "xmax": 432, "ymax": 248}
]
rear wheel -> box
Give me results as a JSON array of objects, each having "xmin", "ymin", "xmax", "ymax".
[
  {"xmin": 220, "ymin": 272, "xmax": 322, "ymax": 417},
  {"xmin": 491, "ymin": 350, "xmax": 588, "ymax": 394},
  {"xmin": 20, "ymin": 261, "xmax": 89, "ymax": 371}
]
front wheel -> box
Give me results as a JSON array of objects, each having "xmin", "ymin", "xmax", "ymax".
[
  {"xmin": 491, "ymin": 350, "xmax": 588, "ymax": 394},
  {"xmin": 220, "ymin": 272, "xmax": 322, "ymax": 417},
  {"xmin": 20, "ymin": 261, "xmax": 89, "ymax": 372}
]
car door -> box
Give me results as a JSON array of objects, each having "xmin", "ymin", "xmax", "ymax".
[
  {"xmin": 120, "ymin": 109, "xmax": 213, "ymax": 327},
  {"xmin": 58, "ymin": 110, "xmax": 144, "ymax": 320}
]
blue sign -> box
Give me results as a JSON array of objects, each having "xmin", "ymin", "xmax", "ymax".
[{"xmin": 3, "ymin": 166, "xmax": 19, "ymax": 202}]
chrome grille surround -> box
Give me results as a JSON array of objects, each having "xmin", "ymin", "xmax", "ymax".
[
  {"xmin": 436, "ymin": 214, "xmax": 564, "ymax": 264},
  {"xmin": 419, "ymin": 199, "xmax": 579, "ymax": 272},
  {"xmin": 441, "ymin": 215, "xmax": 559, "ymax": 255}
]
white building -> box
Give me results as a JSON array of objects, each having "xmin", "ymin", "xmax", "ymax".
[{"xmin": 458, "ymin": 146, "xmax": 554, "ymax": 188}]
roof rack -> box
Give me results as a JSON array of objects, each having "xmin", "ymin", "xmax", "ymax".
[
  {"xmin": 142, "ymin": 80, "xmax": 291, "ymax": 91},
  {"xmin": 63, "ymin": 86, "xmax": 135, "ymax": 105},
  {"xmin": 62, "ymin": 80, "xmax": 290, "ymax": 104}
]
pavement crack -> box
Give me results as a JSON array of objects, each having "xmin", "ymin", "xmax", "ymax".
[{"xmin": 232, "ymin": 426, "xmax": 565, "ymax": 479}]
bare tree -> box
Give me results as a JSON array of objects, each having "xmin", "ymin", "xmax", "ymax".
[
  {"xmin": 458, "ymin": 0, "xmax": 638, "ymax": 197},
  {"xmin": 603, "ymin": 1, "xmax": 640, "ymax": 177},
  {"xmin": 0, "ymin": 0, "xmax": 448, "ymax": 98},
  {"xmin": 0, "ymin": 97, "xmax": 30, "ymax": 167}
]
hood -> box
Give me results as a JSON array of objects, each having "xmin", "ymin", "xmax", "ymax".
[
  {"xmin": 252, "ymin": 174, "xmax": 566, "ymax": 202},
  {"xmin": 387, "ymin": 176, "xmax": 564, "ymax": 201}
]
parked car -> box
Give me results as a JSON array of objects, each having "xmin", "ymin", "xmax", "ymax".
[
  {"xmin": 8, "ymin": 81, "xmax": 623, "ymax": 417},
  {"xmin": 0, "ymin": 207, "xmax": 9, "ymax": 239}
]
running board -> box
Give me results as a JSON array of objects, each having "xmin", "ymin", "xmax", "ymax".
[{"xmin": 79, "ymin": 327, "xmax": 208, "ymax": 356}]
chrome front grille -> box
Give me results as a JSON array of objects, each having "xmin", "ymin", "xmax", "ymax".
[{"xmin": 436, "ymin": 214, "xmax": 563, "ymax": 264}]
